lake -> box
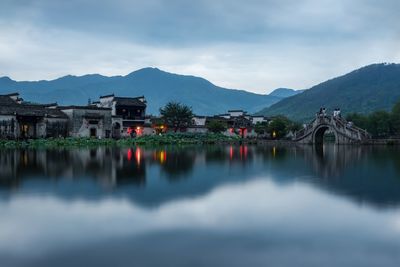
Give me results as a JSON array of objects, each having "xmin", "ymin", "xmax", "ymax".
[{"xmin": 1, "ymin": 145, "xmax": 400, "ymax": 267}]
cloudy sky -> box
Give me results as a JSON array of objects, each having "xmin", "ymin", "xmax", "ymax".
[{"xmin": 0, "ymin": 0, "xmax": 399, "ymax": 93}]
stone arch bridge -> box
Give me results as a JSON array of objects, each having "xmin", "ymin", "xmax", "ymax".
[{"xmin": 293, "ymin": 116, "xmax": 371, "ymax": 144}]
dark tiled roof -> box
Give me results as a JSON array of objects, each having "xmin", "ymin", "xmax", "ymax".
[
  {"xmin": 0, "ymin": 103, "xmax": 68, "ymax": 119},
  {"xmin": 58, "ymin": 105, "xmax": 111, "ymax": 111},
  {"xmin": 22, "ymin": 102, "xmax": 58, "ymax": 108},
  {"xmin": 0, "ymin": 95, "xmax": 17, "ymax": 105},
  {"xmin": 206, "ymin": 116, "xmax": 229, "ymax": 122},
  {"xmin": 0, "ymin": 95, "xmax": 67, "ymax": 118},
  {"xmin": 5, "ymin": 92, "xmax": 19, "ymax": 97},
  {"xmin": 43, "ymin": 108, "xmax": 69, "ymax": 119},
  {"xmin": 99, "ymin": 94, "xmax": 115, "ymax": 99},
  {"xmin": 114, "ymin": 97, "xmax": 146, "ymax": 107}
]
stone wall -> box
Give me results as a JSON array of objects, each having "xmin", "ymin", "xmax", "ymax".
[
  {"xmin": 63, "ymin": 109, "xmax": 112, "ymax": 138},
  {"xmin": 0, "ymin": 115, "xmax": 16, "ymax": 139}
]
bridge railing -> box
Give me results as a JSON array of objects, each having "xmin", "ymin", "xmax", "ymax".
[{"xmin": 332, "ymin": 117, "xmax": 371, "ymax": 139}]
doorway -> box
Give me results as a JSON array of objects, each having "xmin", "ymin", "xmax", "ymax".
[
  {"xmin": 20, "ymin": 124, "xmax": 30, "ymax": 139},
  {"xmin": 90, "ymin": 128, "xmax": 97, "ymax": 138}
]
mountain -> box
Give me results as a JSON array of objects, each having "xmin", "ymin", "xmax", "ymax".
[
  {"xmin": 0, "ymin": 68, "xmax": 281, "ymax": 115},
  {"xmin": 268, "ymin": 88, "xmax": 304, "ymax": 98},
  {"xmin": 257, "ymin": 63, "xmax": 400, "ymax": 122}
]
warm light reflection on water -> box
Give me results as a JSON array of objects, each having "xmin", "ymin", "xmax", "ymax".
[{"xmin": 1, "ymin": 145, "xmax": 400, "ymax": 267}]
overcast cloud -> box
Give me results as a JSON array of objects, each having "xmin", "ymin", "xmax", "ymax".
[{"xmin": 0, "ymin": 0, "xmax": 399, "ymax": 93}]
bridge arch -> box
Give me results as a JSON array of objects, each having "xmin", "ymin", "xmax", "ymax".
[{"xmin": 312, "ymin": 124, "xmax": 338, "ymax": 145}]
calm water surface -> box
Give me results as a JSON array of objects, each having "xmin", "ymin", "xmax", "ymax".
[{"xmin": 1, "ymin": 145, "xmax": 400, "ymax": 267}]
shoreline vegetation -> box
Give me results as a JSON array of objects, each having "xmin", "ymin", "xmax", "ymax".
[
  {"xmin": 0, "ymin": 133, "xmax": 243, "ymax": 149},
  {"xmin": 0, "ymin": 133, "xmax": 400, "ymax": 149}
]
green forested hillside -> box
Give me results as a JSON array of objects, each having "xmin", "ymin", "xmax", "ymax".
[{"xmin": 258, "ymin": 63, "xmax": 400, "ymax": 122}]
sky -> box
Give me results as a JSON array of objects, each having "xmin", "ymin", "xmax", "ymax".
[{"xmin": 0, "ymin": 0, "xmax": 399, "ymax": 94}]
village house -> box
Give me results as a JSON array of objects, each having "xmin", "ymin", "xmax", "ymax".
[
  {"xmin": 227, "ymin": 109, "xmax": 246, "ymax": 117},
  {"xmin": 0, "ymin": 93, "xmax": 68, "ymax": 139},
  {"xmin": 184, "ymin": 110, "xmax": 266, "ymax": 137},
  {"xmin": 59, "ymin": 106, "xmax": 112, "ymax": 138},
  {"xmin": 251, "ymin": 115, "xmax": 269, "ymax": 125},
  {"xmin": 187, "ymin": 116, "xmax": 208, "ymax": 134},
  {"xmin": 94, "ymin": 94, "xmax": 147, "ymax": 138},
  {"xmin": 214, "ymin": 110, "xmax": 255, "ymax": 137}
]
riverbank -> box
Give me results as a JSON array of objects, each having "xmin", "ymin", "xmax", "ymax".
[
  {"xmin": 362, "ymin": 139, "xmax": 400, "ymax": 145},
  {"xmin": 0, "ymin": 133, "xmax": 243, "ymax": 149},
  {"xmin": 1, "ymin": 134, "xmax": 399, "ymax": 149}
]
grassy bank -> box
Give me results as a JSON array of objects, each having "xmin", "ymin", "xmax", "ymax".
[{"xmin": 0, "ymin": 133, "xmax": 242, "ymax": 149}]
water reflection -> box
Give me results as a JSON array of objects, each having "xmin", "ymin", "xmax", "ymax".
[
  {"xmin": 1, "ymin": 145, "xmax": 400, "ymax": 209},
  {"xmin": 1, "ymin": 145, "xmax": 400, "ymax": 266}
]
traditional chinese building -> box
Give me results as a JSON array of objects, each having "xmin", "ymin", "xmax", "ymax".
[
  {"xmin": 187, "ymin": 116, "xmax": 208, "ymax": 134},
  {"xmin": 0, "ymin": 93, "xmax": 69, "ymax": 139},
  {"xmin": 213, "ymin": 110, "xmax": 254, "ymax": 137},
  {"xmin": 58, "ymin": 106, "xmax": 112, "ymax": 138},
  {"xmin": 95, "ymin": 94, "xmax": 147, "ymax": 138}
]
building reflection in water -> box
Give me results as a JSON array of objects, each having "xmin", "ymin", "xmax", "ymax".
[
  {"xmin": 1, "ymin": 145, "xmax": 400, "ymax": 208},
  {"xmin": 228, "ymin": 145, "xmax": 251, "ymax": 162},
  {"xmin": 153, "ymin": 150, "xmax": 167, "ymax": 164},
  {"xmin": 127, "ymin": 147, "xmax": 143, "ymax": 166},
  {"xmin": 157, "ymin": 148, "xmax": 196, "ymax": 181}
]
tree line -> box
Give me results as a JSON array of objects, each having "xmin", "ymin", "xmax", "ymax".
[
  {"xmin": 159, "ymin": 101, "xmax": 299, "ymax": 139},
  {"xmin": 346, "ymin": 100, "xmax": 400, "ymax": 138}
]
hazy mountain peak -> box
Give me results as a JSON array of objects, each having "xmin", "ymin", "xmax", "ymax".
[
  {"xmin": 126, "ymin": 67, "xmax": 164, "ymax": 76},
  {"xmin": 268, "ymin": 88, "xmax": 302, "ymax": 98},
  {"xmin": 0, "ymin": 76, "xmax": 16, "ymax": 86},
  {"xmin": 0, "ymin": 76, "xmax": 13, "ymax": 81}
]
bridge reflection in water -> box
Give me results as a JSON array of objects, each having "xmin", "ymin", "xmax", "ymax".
[{"xmin": 1, "ymin": 145, "xmax": 400, "ymax": 209}]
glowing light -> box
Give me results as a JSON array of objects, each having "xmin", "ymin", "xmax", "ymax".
[
  {"xmin": 127, "ymin": 149, "xmax": 133, "ymax": 161},
  {"xmin": 239, "ymin": 145, "xmax": 248, "ymax": 159},
  {"xmin": 135, "ymin": 126, "xmax": 143, "ymax": 136},
  {"xmin": 239, "ymin": 128, "xmax": 247, "ymax": 138},
  {"xmin": 159, "ymin": 151, "xmax": 166, "ymax": 164},
  {"xmin": 135, "ymin": 148, "xmax": 142, "ymax": 165},
  {"xmin": 272, "ymin": 131, "xmax": 277, "ymax": 138},
  {"xmin": 229, "ymin": 146, "xmax": 234, "ymax": 160}
]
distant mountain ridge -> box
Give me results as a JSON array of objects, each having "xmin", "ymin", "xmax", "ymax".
[
  {"xmin": 0, "ymin": 68, "xmax": 281, "ymax": 115},
  {"xmin": 257, "ymin": 63, "xmax": 400, "ymax": 122},
  {"xmin": 268, "ymin": 88, "xmax": 305, "ymax": 98}
]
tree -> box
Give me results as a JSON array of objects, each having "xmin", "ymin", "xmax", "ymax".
[
  {"xmin": 267, "ymin": 116, "xmax": 291, "ymax": 139},
  {"xmin": 391, "ymin": 100, "xmax": 400, "ymax": 135},
  {"xmin": 287, "ymin": 121, "xmax": 302, "ymax": 133},
  {"xmin": 346, "ymin": 113, "xmax": 369, "ymax": 130},
  {"xmin": 367, "ymin": 111, "xmax": 393, "ymax": 138},
  {"xmin": 207, "ymin": 120, "xmax": 227, "ymax": 133},
  {"xmin": 160, "ymin": 102, "xmax": 194, "ymax": 132},
  {"xmin": 254, "ymin": 122, "xmax": 268, "ymax": 135}
]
